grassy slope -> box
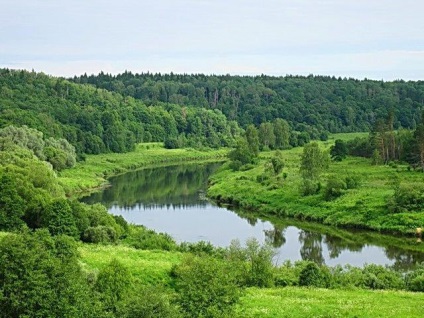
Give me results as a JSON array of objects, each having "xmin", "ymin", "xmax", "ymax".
[
  {"xmin": 208, "ymin": 135, "xmax": 424, "ymax": 235},
  {"xmin": 59, "ymin": 143, "xmax": 228, "ymax": 196}
]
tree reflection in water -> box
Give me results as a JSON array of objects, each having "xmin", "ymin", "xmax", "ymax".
[
  {"xmin": 299, "ymin": 230, "xmax": 325, "ymax": 265},
  {"xmin": 264, "ymin": 225, "xmax": 288, "ymax": 248}
]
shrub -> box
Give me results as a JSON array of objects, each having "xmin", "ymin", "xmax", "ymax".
[
  {"xmin": 324, "ymin": 176, "xmax": 347, "ymax": 201},
  {"xmin": 124, "ymin": 226, "xmax": 177, "ymax": 251},
  {"xmin": 172, "ymin": 255, "xmax": 242, "ymax": 318},
  {"xmin": 298, "ymin": 262, "xmax": 331, "ymax": 288},
  {"xmin": 388, "ymin": 184, "xmax": 424, "ymax": 213},
  {"xmin": 82, "ymin": 226, "xmax": 118, "ymax": 244},
  {"xmin": 362, "ymin": 264, "xmax": 404, "ymax": 290},
  {"xmin": 226, "ymin": 238, "xmax": 275, "ymax": 288},
  {"xmin": 405, "ymin": 263, "xmax": 424, "ymax": 292},
  {"xmin": 345, "ymin": 175, "xmax": 360, "ymax": 189},
  {"xmin": 301, "ymin": 179, "xmax": 321, "ymax": 196},
  {"xmin": 117, "ymin": 286, "xmax": 182, "ymax": 318}
]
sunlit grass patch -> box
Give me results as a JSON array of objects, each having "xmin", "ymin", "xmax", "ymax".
[
  {"xmin": 79, "ymin": 243, "xmax": 182, "ymax": 286},
  {"xmin": 237, "ymin": 287, "xmax": 424, "ymax": 318}
]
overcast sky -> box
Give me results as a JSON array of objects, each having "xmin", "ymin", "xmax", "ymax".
[{"xmin": 1, "ymin": 0, "xmax": 423, "ymax": 80}]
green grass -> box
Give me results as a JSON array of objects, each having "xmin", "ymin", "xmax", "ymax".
[
  {"xmin": 237, "ymin": 287, "xmax": 424, "ymax": 318},
  {"xmin": 78, "ymin": 243, "xmax": 182, "ymax": 286},
  {"xmin": 59, "ymin": 143, "xmax": 228, "ymax": 196},
  {"xmin": 208, "ymin": 135, "xmax": 424, "ymax": 235}
]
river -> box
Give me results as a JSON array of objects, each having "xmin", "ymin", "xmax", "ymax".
[{"xmin": 82, "ymin": 162, "xmax": 424, "ymax": 270}]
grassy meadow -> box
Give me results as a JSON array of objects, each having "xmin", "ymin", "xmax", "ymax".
[
  {"xmin": 208, "ymin": 134, "xmax": 424, "ymax": 235},
  {"xmin": 236, "ymin": 287, "xmax": 423, "ymax": 318}
]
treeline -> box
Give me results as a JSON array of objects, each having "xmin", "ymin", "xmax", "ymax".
[
  {"xmin": 0, "ymin": 69, "xmax": 242, "ymax": 157},
  {"xmin": 72, "ymin": 71, "xmax": 424, "ymax": 133}
]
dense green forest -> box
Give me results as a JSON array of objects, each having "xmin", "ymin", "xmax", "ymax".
[
  {"xmin": 0, "ymin": 69, "xmax": 242, "ymax": 157},
  {"xmin": 73, "ymin": 71, "xmax": 424, "ymax": 134}
]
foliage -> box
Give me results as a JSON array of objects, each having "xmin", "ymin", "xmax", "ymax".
[
  {"xmin": 0, "ymin": 69, "xmax": 241, "ymax": 155},
  {"xmin": 72, "ymin": 71, "xmax": 424, "ymax": 138},
  {"xmin": 83, "ymin": 226, "xmax": 118, "ymax": 244},
  {"xmin": 95, "ymin": 258, "xmax": 132, "ymax": 314},
  {"xmin": 299, "ymin": 142, "xmax": 329, "ymax": 195},
  {"xmin": 43, "ymin": 198, "xmax": 79, "ymax": 238},
  {"xmin": 270, "ymin": 150, "xmax": 285, "ymax": 175},
  {"xmin": 298, "ymin": 262, "xmax": 331, "ymax": 288},
  {"xmin": 0, "ymin": 125, "xmax": 76, "ymax": 170},
  {"xmin": 117, "ymin": 286, "xmax": 182, "ymax": 318},
  {"xmin": 228, "ymin": 137, "xmax": 255, "ymax": 169},
  {"xmin": 0, "ymin": 173, "xmax": 26, "ymax": 231},
  {"xmin": 323, "ymin": 176, "xmax": 347, "ymax": 201},
  {"xmin": 227, "ymin": 238, "xmax": 276, "ymax": 288},
  {"xmin": 405, "ymin": 263, "xmax": 424, "ymax": 292},
  {"xmin": 123, "ymin": 225, "xmax": 178, "ymax": 251},
  {"xmin": 330, "ymin": 139, "xmax": 347, "ymax": 161},
  {"xmin": 388, "ymin": 184, "xmax": 424, "ymax": 213},
  {"xmin": 0, "ymin": 230, "xmax": 100, "ymax": 318},
  {"xmin": 172, "ymin": 255, "xmax": 243, "ymax": 318}
]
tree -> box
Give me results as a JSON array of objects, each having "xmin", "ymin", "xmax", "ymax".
[
  {"xmin": 299, "ymin": 142, "xmax": 329, "ymax": 195},
  {"xmin": 270, "ymin": 150, "xmax": 285, "ymax": 175},
  {"xmin": 259, "ymin": 122, "xmax": 276, "ymax": 150},
  {"xmin": 330, "ymin": 139, "xmax": 347, "ymax": 161},
  {"xmin": 43, "ymin": 199, "xmax": 79, "ymax": 239},
  {"xmin": 228, "ymin": 137, "xmax": 254, "ymax": 170},
  {"xmin": 0, "ymin": 230, "xmax": 99, "ymax": 318},
  {"xmin": 245, "ymin": 124, "xmax": 259, "ymax": 157},
  {"xmin": 95, "ymin": 258, "xmax": 132, "ymax": 314},
  {"xmin": 173, "ymin": 255, "xmax": 242, "ymax": 318},
  {"xmin": 0, "ymin": 173, "xmax": 25, "ymax": 230},
  {"xmin": 273, "ymin": 118, "xmax": 290, "ymax": 149}
]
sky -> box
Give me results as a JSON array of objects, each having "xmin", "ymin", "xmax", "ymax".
[{"xmin": 1, "ymin": 0, "xmax": 423, "ymax": 80}]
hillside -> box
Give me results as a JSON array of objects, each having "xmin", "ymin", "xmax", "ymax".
[{"xmin": 73, "ymin": 72, "xmax": 424, "ymax": 134}]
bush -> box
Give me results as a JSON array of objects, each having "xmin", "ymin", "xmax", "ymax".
[
  {"xmin": 179, "ymin": 240, "xmax": 224, "ymax": 257},
  {"xmin": 388, "ymin": 184, "xmax": 424, "ymax": 213},
  {"xmin": 301, "ymin": 179, "xmax": 321, "ymax": 196},
  {"xmin": 226, "ymin": 238, "xmax": 275, "ymax": 288},
  {"xmin": 273, "ymin": 261, "xmax": 299, "ymax": 287},
  {"xmin": 324, "ymin": 176, "xmax": 347, "ymax": 201},
  {"xmin": 82, "ymin": 226, "xmax": 118, "ymax": 244},
  {"xmin": 117, "ymin": 286, "xmax": 182, "ymax": 318},
  {"xmin": 124, "ymin": 226, "xmax": 177, "ymax": 251},
  {"xmin": 298, "ymin": 262, "xmax": 331, "ymax": 288},
  {"xmin": 362, "ymin": 264, "xmax": 405, "ymax": 290},
  {"xmin": 172, "ymin": 255, "xmax": 242, "ymax": 318},
  {"xmin": 345, "ymin": 175, "xmax": 360, "ymax": 189},
  {"xmin": 405, "ymin": 263, "xmax": 424, "ymax": 292}
]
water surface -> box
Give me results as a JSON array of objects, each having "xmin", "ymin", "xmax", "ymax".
[{"xmin": 82, "ymin": 163, "xmax": 424, "ymax": 269}]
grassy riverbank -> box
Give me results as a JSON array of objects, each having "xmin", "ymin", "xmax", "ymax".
[
  {"xmin": 58, "ymin": 143, "xmax": 228, "ymax": 196},
  {"xmin": 78, "ymin": 241, "xmax": 424, "ymax": 318},
  {"xmin": 208, "ymin": 138, "xmax": 424, "ymax": 235}
]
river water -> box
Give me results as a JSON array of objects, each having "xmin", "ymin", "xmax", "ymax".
[{"xmin": 82, "ymin": 162, "xmax": 424, "ymax": 270}]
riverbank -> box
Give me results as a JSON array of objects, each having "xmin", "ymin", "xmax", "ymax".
[
  {"xmin": 58, "ymin": 143, "xmax": 228, "ymax": 196},
  {"xmin": 77, "ymin": 240, "xmax": 424, "ymax": 318},
  {"xmin": 208, "ymin": 144, "xmax": 424, "ymax": 236}
]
